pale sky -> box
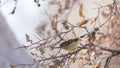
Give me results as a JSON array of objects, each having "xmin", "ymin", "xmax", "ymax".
[{"xmin": 1, "ymin": 0, "xmax": 49, "ymax": 45}]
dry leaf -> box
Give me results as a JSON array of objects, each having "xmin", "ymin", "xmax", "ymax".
[
  {"xmin": 117, "ymin": 6, "xmax": 120, "ymax": 12},
  {"xmin": 84, "ymin": 55, "xmax": 90, "ymax": 61},
  {"xmin": 55, "ymin": 29, "xmax": 59, "ymax": 34},
  {"xmin": 30, "ymin": 52, "xmax": 38, "ymax": 57},
  {"xmin": 91, "ymin": 36, "xmax": 96, "ymax": 44},
  {"xmin": 54, "ymin": 59, "xmax": 61, "ymax": 66},
  {"xmin": 93, "ymin": 17, "xmax": 97, "ymax": 22},
  {"xmin": 39, "ymin": 46, "xmax": 45, "ymax": 55},
  {"xmin": 79, "ymin": 3, "xmax": 84, "ymax": 17},
  {"xmin": 51, "ymin": 22, "xmax": 57, "ymax": 30},
  {"xmin": 49, "ymin": 65, "xmax": 55, "ymax": 68},
  {"xmin": 25, "ymin": 34, "xmax": 33, "ymax": 44},
  {"xmin": 23, "ymin": 45, "xmax": 28, "ymax": 49},
  {"xmin": 58, "ymin": 1, "xmax": 62, "ymax": 14},
  {"xmin": 77, "ymin": 19, "xmax": 88, "ymax": 27},
  {"xmin": 40, "ymin": 23, "xmax": 47, "ymax": 31},
  {"xmin": 107, "ymin": 34, "xmax": 114, "ymax": 46},
  {"xmin": 64, "ymin": 24, "xmax": 69, "ymax": 30},
  {"xmin": 65, "ymin": 0, "xmax": 71, "ymax": 9},
  {"xmin": 10, "ymin": 64, "xmax": 15, "ymax": 68},
  {"xmin": 60, "ymin": 65, "xmax": 63, "ymax": 68},
  {"xmin": 62, "ymin": 21, "xmax": 69, "ymax": 30},
  {"xmin": 31, "ymin": 52, "xmax": 35, "ymax": 56},
  {"xmin": 93, "ymin": 32, "xmax": 106, "ymax": 45},
  {"xmin": 90, "ymin": 65, "xmax": 94, "ymax": 68},
  {"xmin": 111, "ymin": 18, "xmax": 117, "ymax": 23},
  {"xmin": 96, "ymin": 63, "xmax": 101, "ymax": 68},
  {"xmin": 54, "ymin": 14, "xmax": 59, "ymax": 19},
  {"xmin": 10, "ymin": 7, "xmax": 16, "ymax": 14},
  {"xmin": 118, "ymin": 54, "xmax": 120, "ymax": 57},
  {"xmin": 93, "ymin": 39, "xmax": 102, "ymax": 45},
  {"xmin": 109, "ymin": 22, "xmax": 114, "ymax": 29},
  {"xmin": 109, "ymin": 18, "xmax": 117, "ymax": 28},
  {"xmin": 101, "ymin": 10, "xmax": 109, "ymax": 18}
]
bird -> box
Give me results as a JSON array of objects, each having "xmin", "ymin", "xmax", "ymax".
[{"xmin": 60, "ymin": 38, "xmax": 79, "ymax": 51}]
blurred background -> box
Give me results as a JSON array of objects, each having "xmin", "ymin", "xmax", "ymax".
[
  {"xmin": 1, "ymin": 0, "xmax": 118, "ymax": 68},
  {"xmin": 0, "ymin": 0, "xmax": 49, "ymax": 45}
]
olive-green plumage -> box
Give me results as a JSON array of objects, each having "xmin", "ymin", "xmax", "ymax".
[{"xmin": 60, "ymin": 38, "xmax": 79, "ymax": 51}]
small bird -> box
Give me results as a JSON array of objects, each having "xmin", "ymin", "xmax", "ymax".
[{"xmin": 60, "ymin": 38, "xmax": 79, "ymax": 51}]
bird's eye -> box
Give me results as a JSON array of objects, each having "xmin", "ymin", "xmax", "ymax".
[
  {"xmin": 69, "ymin": 40, "xmax": 72, "ymax": 43},
  {"xmin": 75, "ymin": 38, "xmax": 78, "ymax": 41}
]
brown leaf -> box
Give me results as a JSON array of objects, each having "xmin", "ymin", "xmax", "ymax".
[
  {"xmin": 25, "ymin": 34, "xmax": 32, "ymax": 44},
  {"xmin": 30, "ymin": 52, "xmax": 35, "ymax": 56},
  {"xmin": 109, "ymin": 22, "xmax": 114, "ymax": 29},
  {"xmin": 51, "ymin": 22, "xmax": 57, "ymax": 30},
  {"xmin": 94, "ymin": 32, "xmax": 106, "ymax": 45},
  {"xmin": 58, "ymin": 1, "xmax": 62, "ymax": 14},
  {"xmin": 10, "ymin": 7, "xmax": 16, "ymax": 14},
  {"xmin": 107, "ymin": 34, "xmax": 114, "ymax": 46},
  {"xmin": 118, "ymin": 54, "xmax": 120, "ymax": 57},
  {"xmin": 77, "ymin": 19, "xmax": 88, "ymax": 27},
  {"xmin": 54, "ymin": 59, "xmax": 61, "ymax": 66},
  {"xmin": 55, "ymin": 29, "xmax": 59, "ymax": 34},
  {"xmin": 90, "ymin": 65, "xmax": 94, "ymax": 68},
  {"xmin": 64, "ymin": 24, "xmax": 69, "ymax": 30},
  {"xmin": 96, "ymin": 63, "xmax": 101, "ymax": 68},
  {"xmin": 65, "ymin": 0, "xmax": 71, "ymax": 9},
  {"xmin": 62, "ymin": 21, "xmax": 69, "ymax": 30},
  {"xmin": 91, "ymin": 36, "xmax": 96, "ymax": 44},
  {"xmin": 23, "ymin": 45, "xmax": 28, "ymax": 49},
  {"xmin": 39, "ymin": 23, "xmax": 47, "ymax": 31},
  {"xmin": 84, "ymin": 55, "xmax": 90, "ymax": 61},
  {"xmin": 60, "ymin": 65, "xmax": 63, "ymax": 68},
  {"xmin": 93, "ymin": 17, "xmax": 97, "ymax": 22},
  {"xmin": 117, "ymin": 6, "xmax": 120, "ymax": 12},
  {"xmin": 39, "ymin": 46, "xmax": 45, "ymax": 55},
  {"xmin": 109, "ymin": 18, "xmax": 117, "ymax": 28},
  {"xmin": 49, "ymin": 65, "xmax": 55, "ymax": 68},
  {"xmin": 30, "ymin": 52, "xmax": 38, "ymax": 57},
  {"xmin": 111, "ymin": 18, "xmax": 117, "ymax": 23},
  {"xmin": 54, "ymin": 14, "xmax": 59, "ymax": 19},
  {"xmin": 101, "ymin": 10, "xmax": 109, "ymax": 18},
  {"xmin": 79, "ymin": 3, "xmax": 84, "ymax": 17},
  {"xmin": 10, "ymin": 64, "xmax": 15, "ymax": 68}
]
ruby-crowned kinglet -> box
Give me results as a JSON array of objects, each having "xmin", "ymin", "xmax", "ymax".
[{"xmin": 60, "ymin": 38, "xmax": 79, "ymax": 51}]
